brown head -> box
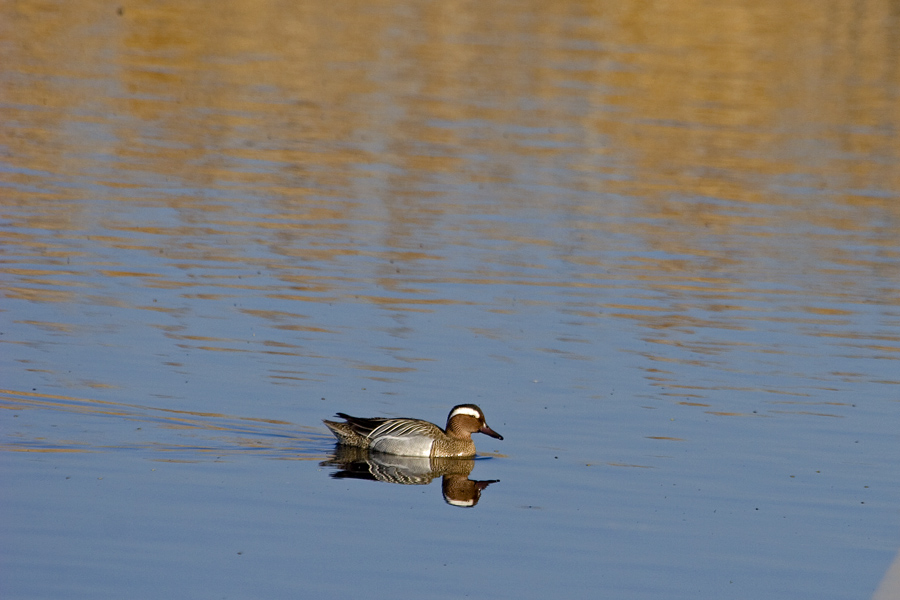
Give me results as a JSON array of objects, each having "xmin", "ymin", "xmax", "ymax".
[{"xmin": 444, "ymin": 404, "xmax": 503, "ymax": 441}]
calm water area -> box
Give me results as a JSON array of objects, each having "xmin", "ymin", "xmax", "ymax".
[{"xmin": 2, "ymin": 1, "xmax": 899, "ymax": 598}]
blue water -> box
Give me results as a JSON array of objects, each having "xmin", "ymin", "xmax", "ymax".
[{"xmin": 2, "ymin": 1, "xmax": 900, "ymax": 599}]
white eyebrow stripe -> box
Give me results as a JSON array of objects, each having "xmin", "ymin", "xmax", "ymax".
[{"xmin": 449, "ymin": 406, "xmax": 481, "ymax": 419}]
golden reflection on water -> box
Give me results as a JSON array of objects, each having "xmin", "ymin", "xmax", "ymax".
[{"xmin": 1, "ymin": 0, "xmax": 898, "ymax": 383}]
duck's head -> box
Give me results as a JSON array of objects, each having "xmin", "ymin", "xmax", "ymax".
[{"xmin": 445, "ymin": 404, "xmax": 503, "ymax": 440}]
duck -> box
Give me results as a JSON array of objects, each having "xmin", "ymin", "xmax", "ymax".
[{"xmin": 323, "ymin": 404, "xmax": 503, "ymax": 458}]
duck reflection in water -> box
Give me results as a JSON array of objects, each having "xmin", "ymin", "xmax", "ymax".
[{"xmin": 321, "ymin": 445, "xmax": 499, "ymax": 508}]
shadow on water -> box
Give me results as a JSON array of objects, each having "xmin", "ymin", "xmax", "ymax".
[
  {"xmin": 321, "ymin": 445, "xmax": 499, "ymax": 508},
  {"xmin": 0, "ymin": 388, "xmax": 334, "ymax": 461}
]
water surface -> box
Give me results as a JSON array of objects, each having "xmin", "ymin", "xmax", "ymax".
[{"xmin": 2, "ymin": 1, "xmax": 899, "ymax": 599}]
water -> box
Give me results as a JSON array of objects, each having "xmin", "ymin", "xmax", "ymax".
[{"xmin": 2, "ymin": 1, "xmax": 899, "ymax": 598}]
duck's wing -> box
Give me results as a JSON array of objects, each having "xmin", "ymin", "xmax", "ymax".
[
  {"xmin": 335, "ymin": 414, "xmax": 444, "ymax": 440},
  {"xmin": 369, "ymin": 418, "xmax": 443, "ymax": 440}
]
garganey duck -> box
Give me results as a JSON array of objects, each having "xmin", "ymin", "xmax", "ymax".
[{"xmin": 323, "ymin": 404, "xmax": 503, "ymax": 458}]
